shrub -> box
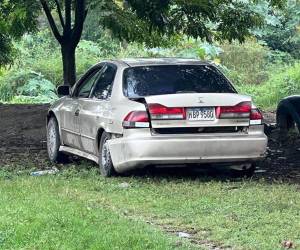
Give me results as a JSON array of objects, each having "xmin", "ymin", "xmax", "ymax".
[
  {"xmin": 76, "ymin": 40, "xmax": 106, "ymax": 77},
  {"xmin": 220, "ymin": 40, "xmax": 270, "ymax": 85},
  {"xmin": 147, "ymin": 38, "xmax": 222, "ymax": 61},
  {"xmin": 13, "ymin": 30, "xmax": 63, "ymax": 86},
  {"xmin": 12, "ymin": 30, "xmax": 124, "ymax": 86},
  {"xmin": 0, "ymin": 70, "xmax": 57, "ymax": 103},
  {"xmin": 0, "ymin": 69, "xmax": 34, "ymax": 101},
  {"xmin": 237, "ymin": 63, "xmax": 300, "ymax": 110}
]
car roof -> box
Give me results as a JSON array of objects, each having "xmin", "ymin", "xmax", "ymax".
[{"xmin": 110, "ymin": 58, "xmax": 212, "ymax": 67}]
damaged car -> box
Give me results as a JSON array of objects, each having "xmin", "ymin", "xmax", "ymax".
[{"xmin": 47, "ymin": 58, "xmax": 268, "ymax": 177}]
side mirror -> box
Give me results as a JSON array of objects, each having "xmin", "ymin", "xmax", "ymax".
[{"xmin": 57, "ymin": 85, "xmax": 71, "ymax": 97}]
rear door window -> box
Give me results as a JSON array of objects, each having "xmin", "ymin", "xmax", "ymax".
[
  {"xmin": 91, "ymin": 64, "xmax": 117, "ymax": 100},
  {"xmin": 123, "ymin": 65, "xmax": 236, "ymax": 98}
]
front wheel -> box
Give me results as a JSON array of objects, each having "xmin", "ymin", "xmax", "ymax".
[
  {"xmin": 99, "ymin": 132, "xmax": 116, "ymax": 177},
  {"xmin": 47, "ymin": 116, "xmax": 67, "ymax": 163}
]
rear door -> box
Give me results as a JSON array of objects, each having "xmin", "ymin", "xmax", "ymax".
[{"xmin": 78, "ymin": 63, "xmax": 117, "ymax": 154}]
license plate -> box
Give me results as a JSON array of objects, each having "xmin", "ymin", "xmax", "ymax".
[{"xmin": 186, "ymin": 107, "xmax": 215, "ymax": 121}]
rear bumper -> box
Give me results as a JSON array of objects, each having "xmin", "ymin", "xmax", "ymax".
[{"xmin": 108, "ymin": 128, "xmax": 268, "ymax": 173}]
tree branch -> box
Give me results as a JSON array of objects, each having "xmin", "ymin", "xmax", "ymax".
[
  {"xmin": 54, "ymin": 0, "xmax": 65, "ymax": 28},
  {"xmin": 65, "ymin": 0, "xmax": 72, "ymax": 34},
  {"xmin": 40, "ymin": 0, "xmax": 63, "ymax": 44},
  {"xmin": 71, "ymin": 0, "xmax": 87, "ymax": 47}
]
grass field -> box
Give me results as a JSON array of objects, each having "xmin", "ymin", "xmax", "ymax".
[{"xmin": 0, "ymin": 164, "xmax": 300, "ymax": 250}]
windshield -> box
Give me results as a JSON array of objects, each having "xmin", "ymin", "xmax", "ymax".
[{"xmin": 123, "ymin": 65, "xmax": 236, "ymax": 98}]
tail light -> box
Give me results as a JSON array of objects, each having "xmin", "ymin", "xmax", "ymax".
[
  {"xmin": 216, "ymin": 102, "xmax": 251, "ymax": 119},
  {"xmin": 250, "ymin": 108, "xmax": 263, "ymax": 125},
  {"xmin": 148, "ymin": 103, "xmax": 185, "ymax": 120},
  {"xmin": 123, "ymin": 111, "xmax": 149, "ymax": 128}
]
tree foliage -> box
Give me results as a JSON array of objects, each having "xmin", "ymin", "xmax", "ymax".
[
  {"xmin": 0, "ymin": 0, "xmax": 39, "ymax": 66},
  {"xmin": 41, "ymin": 0, "xmax": 287, "ymax": 85},
  {"xmin": 255, "ymin": 0, "xmax": 300, "ymax": 58},
  {"xmin": 101, "ymin": 0, "xmax": 287, "ymax": 47}
]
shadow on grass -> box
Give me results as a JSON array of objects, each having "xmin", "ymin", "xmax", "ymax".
[
  {"xmin": 63, "ymin": 158, "xmax": 256, "ymax": 183},
  {"xmin": 1, "ymin": 149, "xmax": 299, "ymax": 184},
  {"xmin": 122, "ymin": 164, "xmax": 269, "ymax": 184}
]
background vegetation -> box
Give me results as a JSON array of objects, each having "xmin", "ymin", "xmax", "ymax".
[{"xmin": 0, "ymin": 1, "xmax": 299, "ymax": 110}]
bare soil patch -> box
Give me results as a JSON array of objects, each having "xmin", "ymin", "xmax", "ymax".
[
  {"xmin": 0, "ymin": 104, "xmax": 49, "ymax": 151},
  {"xmin": 0, "ymin": 104, "xmax": 50, "ymax": 168},
  {"xmin": 0, "ymin": 104, "xmax": 299, "ymax": 183}
]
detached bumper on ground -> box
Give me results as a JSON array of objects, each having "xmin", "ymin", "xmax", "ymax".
[{"xmin": 108, "ymin": 127, "xmax": 268, "ymax": 173}]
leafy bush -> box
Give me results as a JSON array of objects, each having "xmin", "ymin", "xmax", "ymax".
[
  {"xmin": 11, "ymin": 30, "xmax": 137, "ymax": 86},
  {"xmin": 10, "ymin": 95, "xmax": 56, "ymax": 104},
  {"xmin": 13, "ymin": 31, "xmax": 107, "ymax": 86},
  {"xmin": 16, "ymin": 74, "xmax": 57, "ymax": 101},
  {"xmin": 14, "ymin": 30, "xmax": 63, "ymax": 85},
  {"xmin": 220, "ymin": 40, "xmax": 270, "ymax": 85},
  {"xmin": 0, "ymin": 69, "xmax": 34, "ymax": 101},
  {"xmin": 0, "ymin": 28, "xmax": 298, "ymax": 108},
  {"xmin": 0, "ymin": 70, "xmax": 57, "ymax": 103},
  {"xmin": 147, "ymin": 38, "xmax": 222, "ymax": 62},
  {"xmin": 237, "ymin": 63, "xmax": 300, "ymax": 110},
  {"xmin": 76, "ymin": 40, "xmax": 107, "ymax": 76}
]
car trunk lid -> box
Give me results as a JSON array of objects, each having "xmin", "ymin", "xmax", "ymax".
[{"xmin": 144, "ymin": 93, "xmax": 252, "ymax": 129}]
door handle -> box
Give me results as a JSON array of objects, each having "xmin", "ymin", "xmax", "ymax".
[{"xmin": 74, "ymin": 109, "xmax": 80, "ymax": 116}]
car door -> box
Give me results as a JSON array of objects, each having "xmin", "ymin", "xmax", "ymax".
[
  {"xmin": 60, "ymin": 68, "xmax": 100, "ymax": 149},
  {"xmin": 78, "ymin": 63, "xmax": 117, "ymax": 155}
]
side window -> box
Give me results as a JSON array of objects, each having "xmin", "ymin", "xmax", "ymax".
[
  {"xmin": 76, "ymin": 70, "xmax": 99, "ymax": 98},
  {"xmin": 91, "ymin": 65, "xmax": 117, "ymax": 100}
]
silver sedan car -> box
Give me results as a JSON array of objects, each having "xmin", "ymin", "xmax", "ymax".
[{"xmin": 47, "ymin": 58, "xmax": 267, "ymax": 177}]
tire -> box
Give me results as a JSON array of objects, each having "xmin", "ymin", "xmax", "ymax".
[
  {"xmin": 230, "ymin": 163, "xmax": 256, "ymax": 178},
  {"xmin": 99, "ymin": 132, "xmax": 116, "ymax": 177},
  {"xmin": 47, "ymin": 116, "xmax": 67, "ymax": 163},
  {"xmin": 277, "ymin": 113, "xmax": 293, "ymax": 133}
]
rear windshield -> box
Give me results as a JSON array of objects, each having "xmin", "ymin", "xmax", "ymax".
[{"xmin": 123, "ymin": 65, "xmax": 236, "ymax": 98}]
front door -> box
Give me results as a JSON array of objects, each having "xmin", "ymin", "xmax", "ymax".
[
  {"xmin": 60, "ymin": 97, "xmax": 80, "ymax": 148},
  {"xmin": 61, "ymin": 68, "xmax": 100, "ymax": 148}
]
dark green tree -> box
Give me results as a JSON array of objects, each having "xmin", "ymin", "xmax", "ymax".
[
  {"xmin": 40, "ymin": 0, "xmax": 87, "ymax": 86},
  {"xmin": 41, "ymin": 0, "xmax": 286, "ymax": 86},
  {"xmin": 255, "ymin": 0, "xmax": 300, "ymax": 58},
  {"xmin": 0, "ymin": 0, "xmax": 39, "ymax": 66}
]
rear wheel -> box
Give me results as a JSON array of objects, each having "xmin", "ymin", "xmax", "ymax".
[
  {"xmin": 47, "ymin": 116, "xmax": 67, "ymax": 163},
  {"xmin": 277, "ymin": 113, "xmax": 294, "ymax": 134},
  {"xmin": 99, "ymin": 132, "xmax": 116, "ymax": 177},
  {"xmin": 230, "ymin": 163, "xmax": 256, "ymax": 178}
]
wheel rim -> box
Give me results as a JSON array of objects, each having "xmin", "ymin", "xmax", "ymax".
[
  {"xmin": 101, "ymin": 139, "xmax": 111, "ymax": 172},
  {"xmin": 47, "ymin": 122, "xmax": 57, "ymax": 158}
]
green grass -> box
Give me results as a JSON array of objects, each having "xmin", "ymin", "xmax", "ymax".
[
  {"xmin": 0, "ymin": 165, "xmax": 300, "ymax": 250},
  {"xmin": 0, "ymin": 170, "xmax": 195, "ymax": 250}
]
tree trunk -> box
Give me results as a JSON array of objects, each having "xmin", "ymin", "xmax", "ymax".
[{"xmin": 61, "ymin": 45, "xmax": 76, "ymax": 86}]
